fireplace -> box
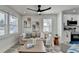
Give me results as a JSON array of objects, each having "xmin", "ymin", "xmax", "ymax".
[{"xmin": 70, "ymin": 32, "xmax": 79, "ymax": 44}]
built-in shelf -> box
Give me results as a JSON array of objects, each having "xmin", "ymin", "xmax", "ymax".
[{"xmin": 64, "ymin": 25, "xmax": 77, "ymax": 31}]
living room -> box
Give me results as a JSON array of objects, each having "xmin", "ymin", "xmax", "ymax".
[{"xmin": 0, "ymin": 5, "xmax": 79, "ymax": 53}]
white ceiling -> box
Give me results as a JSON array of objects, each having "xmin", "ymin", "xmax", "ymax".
[
  {"xmin": 7, "ymin": 5, "xmax": 79, "ymax": 15},
  {"xmin": 63, "ymin": 7, "xmax": 79, "ymax": 14}
]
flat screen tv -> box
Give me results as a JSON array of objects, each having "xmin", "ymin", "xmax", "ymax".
[{"xmin": 67, "ymin": 20, "xmax": 77, "ymax": 26}]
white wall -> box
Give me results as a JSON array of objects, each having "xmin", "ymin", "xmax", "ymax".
[
  {"xmin": 22, "ymin": 15, "xmax": 42, "ymax": 33},
  {"xmin": 0, "ymin": 5, "xmax": 22, "ymax": 52},
  {"xmin": 22, "ymin": 14, "xmax": 57, "ymax": 46},
  {"xmin": 22, "ymin": 14, "xmax": 57, "ymax": 36},
  {"xmin": 62, "ymin": 14, "xmax": 79, "ymax": 43},
  {"xmin": 63, "ymin": 14, "xmax": 79, "ymax": 31}
]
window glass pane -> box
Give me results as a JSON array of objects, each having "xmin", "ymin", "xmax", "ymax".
[
  {"xmin": 0, "ymin": 12, "xmax": 5, "ymax": 36},
  {"xmin": 43, "ymin": 19, "xmax": 52, "ymax": 32},
  {"xmin": 43, "ymin": 27, "xmax": 49, "ymax": 32},
  {"xmin": 9, "ymin": 15, "xmax": 18, "ymax": 34},
  {"xmin": 43, "ymin": 23, "xmax": 49, "ymax": 26}
]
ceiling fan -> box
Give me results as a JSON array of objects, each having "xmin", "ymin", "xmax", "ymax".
[{"xmin": 27, "ymin": 5, "xmax": 52, "ymax": 15}]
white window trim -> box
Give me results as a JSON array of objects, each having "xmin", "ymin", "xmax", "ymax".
[
  {"xmin": 0, "ymin": 10, "xmax": 18, "ymax": 37},
  {"xmin": 9, "ymin": 15, "xmax": 18, "ymax": 34},
  {"xmin": 0, "ymin": 11, "xmax": 7, "ymax": 36},
  {"xmin": 43, "ymin": 18, "xmax": 52, "ymax": 33}
]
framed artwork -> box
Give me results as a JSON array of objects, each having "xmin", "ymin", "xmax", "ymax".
[
  {"xmin": 36, "ymin": 21, "xmax": 40, "ymax": 31},
  {"xmin": 24, "ymin": 17, "xmax": 31, "ymax": 28},
  {"xmin": 24, "ymin": 20, "xmax": 27, "ymax": 28},
  {"xmin": 32, "ymin": 24, "xmax": 36, "ymax": 31},
  {"xmin": 27, "ymin": 17, "xmax": 31, "ymax": 27},
  {"xmin": 36, "ymin": 21, "xmax": 39, "ymax": 26}
]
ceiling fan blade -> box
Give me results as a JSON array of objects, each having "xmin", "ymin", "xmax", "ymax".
[
  {"xmin": 40, "ymin": 7, "xmax": 51, "ymax": 12},
  {"xmin": 27, "ymin": 8, "xmax": 37, "ymax": 12}
]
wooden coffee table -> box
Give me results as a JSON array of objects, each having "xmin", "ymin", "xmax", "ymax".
[{"xmin": 17, "ymin": 40, "xmax": 46, "ymax": 53}]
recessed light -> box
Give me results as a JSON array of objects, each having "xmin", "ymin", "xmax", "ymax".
[{"xmin": 24, "ymin": 11, "xmax": 26, "ymax": 13}]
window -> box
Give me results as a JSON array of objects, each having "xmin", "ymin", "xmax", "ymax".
[
  {"xmin": 43, "ymin": 19, "xmax": 52, "ymax": 33},
  {"xmin": 9, "ymin": 15, "xmax": 18, "ymax": 34},
  {"xmin": 0, "ymin": 10, "xmax": 19, "ymax": 36},
  {"xmin": 0, "ymin": 11, "xmax": 6, "ymax": 36}
]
